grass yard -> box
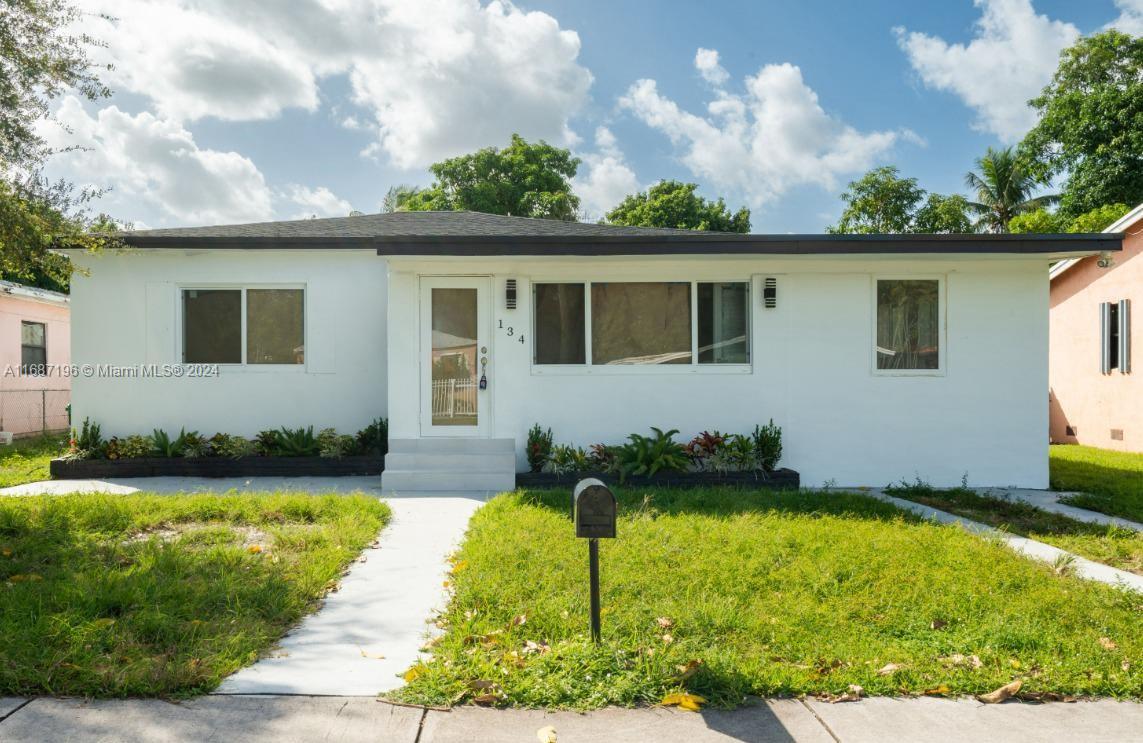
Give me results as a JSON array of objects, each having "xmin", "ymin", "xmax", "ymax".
[
  {"xmin": 396, "ymin": 487, "xmax": 1142, "ymax": 709},
  {"xmin": 0, "ymin": 433, "xmax": 67, "ymax": 488},
  {"xmin": 0, "ymin": 491, "xmax": 389, "ymax": 697},
  {"xmin": 1051, "ymin": 445, "xmax": 1143, "ymax": 524},
  {"xmin": 889, "ymin": 484, "xmax": 1142, "ymax": 576}
]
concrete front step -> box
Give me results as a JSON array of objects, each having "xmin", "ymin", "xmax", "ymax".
[
  {"xmin": 388, "ymin": 438, "xmax": 515, "ymax": 455},
  {"xmin": 380, "ymin": 470, "xmax": 516, "ymax": 493},
  {"xmin": 383, "ymin": 452, "xmax": 516, "ymax": 473}
]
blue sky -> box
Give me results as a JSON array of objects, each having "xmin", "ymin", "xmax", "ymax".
[{"xmin": 42, "ymin": 0, "xmax": 1141, "ymax": 232}]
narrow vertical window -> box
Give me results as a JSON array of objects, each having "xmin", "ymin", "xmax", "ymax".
[
  {"xmin": 533, "ymin": 283, "xmax": 586, "ymax": 364},
  {"xmin": 20, "ymin": 321, "xmax": 46, "ymax": 375},
  {"xmin": 876, "ymin": 279, "xmax": 940, "ymax": 371},
  {"xmin": 697, "ymin": 282, "xmax": 750, "ymax": 363},
  {"xmin": 1119, "ymin": 299, "xmax": 1131, "ymax": 374}
]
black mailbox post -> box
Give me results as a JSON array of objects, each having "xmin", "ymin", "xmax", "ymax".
[{"xmin": 573, "ymin": 478, "xmax": 617, "ymax": 642}]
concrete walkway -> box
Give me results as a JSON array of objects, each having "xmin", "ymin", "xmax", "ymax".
[
  {"xmin": 2, "ymin": 695, "xmax": 1141, "ymax": 742},
  {"xmin": 0, "ymin": 477, "xmax": 486, "ymax": 696},
  {"xmin": 977, "ymin": 487, "xmax": 1143, "ymax": 532},
  {"xmin": 869, "ymin": 490, "xmax": 1143, "ymax": 592}
]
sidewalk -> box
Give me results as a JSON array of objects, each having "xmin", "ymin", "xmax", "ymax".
[{"xmin": 2, "ymin": 695, "xmax": 1141, "ymax": 742}]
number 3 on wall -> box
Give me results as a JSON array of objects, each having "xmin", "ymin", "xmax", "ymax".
[{"xmin": 498, "ymin": 319, "xmax": 525, "ymax": 344}]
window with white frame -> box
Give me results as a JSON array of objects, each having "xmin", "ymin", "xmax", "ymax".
[
  {"xmin": 20, "ymin": 321, "xmax": 46, "ymax": 375},
  {"xmin": 182, "ymin": 287, "xmax": 304, "ymax": 364},
  {"xmin": 532, "ymin": 280, "xmax": 751, "ymax": 366},
  {"xmin": 875, "ymin": 279, "xmax": 941, "ymax": 372}
]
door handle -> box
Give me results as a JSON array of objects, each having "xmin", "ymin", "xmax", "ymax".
[{"xmin": 479, "ymin": 356, "xmax": 488, "ymax": 390}]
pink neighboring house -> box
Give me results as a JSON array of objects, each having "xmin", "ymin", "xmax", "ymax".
[
  {"xmin": 1049, "ymin": 204, "xmax": 1141, "ymax": 452},
  {"xmin": 0, "ymin": 280, "xmax": 71, "ymax": 437}
]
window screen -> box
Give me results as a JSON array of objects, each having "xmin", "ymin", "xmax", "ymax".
[{"xmin": 876, "ymin": 279, "xmax": 939, "ymax": 370}]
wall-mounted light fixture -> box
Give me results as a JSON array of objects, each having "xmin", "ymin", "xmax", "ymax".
[{"xmin": 505, "ymin": 279, "xmax": 518, "ymax": 309}]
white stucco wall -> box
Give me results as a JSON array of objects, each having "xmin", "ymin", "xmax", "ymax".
[
  {"xmin": 68, "ymin": 249, "xmax": 387, "ymax": 437},
  {"xmin": 387, "ymin": 255, "xmax": 1050, "ymax": 488}
]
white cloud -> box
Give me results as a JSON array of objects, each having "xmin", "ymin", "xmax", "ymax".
[
  {"xmin": 283, "ymin": 185, "xmax": 354, "ymax": 219},
  {"xmin": 694, "ymin": 48, "xmax": 729, "ymax": 86},
  {"xmin": 572, "ymin": 126, "xmax": 640, "ymax": 221},
  {"xmin": 41, "ymin": 96, "xmax": 274, "ymax": 226},
  {"xmin": 895, "ymin": 0, "xmax": 1079, "ymax": 142},
  {"xmin": 83, "ymin": 0, "xmax": 593, "ymax": 169},
  {"xmin": 619, "ymin": 57, "xmax": 902, "ymax": 207},
  {"xmin": 1107, "ymin": 0, "xmax": 1143, "ymax": 34}
]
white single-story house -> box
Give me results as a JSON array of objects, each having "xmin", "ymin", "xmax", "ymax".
[{"xmin": 63, "ymin": 211, "xmax": 1121, "ymax": 491}]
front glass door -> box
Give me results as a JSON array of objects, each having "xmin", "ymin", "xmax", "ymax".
[{"xmin": 420, "ymin": 277, "xmax": 489, "ymax": 436}]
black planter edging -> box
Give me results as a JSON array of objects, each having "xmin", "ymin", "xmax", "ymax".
[
  {"xmin": 50, "ymin": 455, "xmax": 384, "ymax": 479},
  {"xmin": 515, "ymin": 468, "xmax": 799, "ymax": 489}
]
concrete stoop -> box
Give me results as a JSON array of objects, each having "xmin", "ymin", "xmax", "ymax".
[{"xmin": 381, "ymin": 438, "xmax": 516, "ymax": 495}]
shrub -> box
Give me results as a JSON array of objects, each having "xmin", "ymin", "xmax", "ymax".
[
  {"xmin": 209, "ymin": 433, "xmax": 256, "ymax": 459},
  {"xmin": 254, "ymin": 429, "xmax": 281, "ymax": 456},
  {"xmin": 119, "ymin": 434, "xmax": 152, "ymax": 459},
  {"xmin": 587, "ymin": 443, "xmax": 619, "ymax": 473},
  {"xmin": 69, "ymin": 418, "xmax": 105, "ymax": 459},
  {"xmin": 752, "ymin": 419, "xmax": 782, "ymax": 472},
  {"xmin": 616, "ymin": 427, "xmax": 688, "ymax": 482},
  {"xmin": 542, "ymin": 444, "xmax": 589, "ymax": 475},
  {"xmin": 355, "ymin": 418, "xmax": 388, "ymax": 457},
  {"xmin": 318, "ymin": 428, "xmax": 358, "ymax": 458},
  {"xmin": 150, "ymin": 428, "xmax": 187, "ymax": 458},
  {"xmin": 105, "ymin": 436, "xmax": 121, "ymax": 460},
  {"xmin": 181, "ymin": 431, "xmax": 209, "ymax": 458},
  {"xmin": 275, "ymin": 426, "xmax": 320, "ymax": 457},
  {"xmin": 527, "ymin": 424, "xmax": 553, "ymax": 472},
  {"xmin": 685, "ymin": 430, "xmax": 727, "ymax": 470}
]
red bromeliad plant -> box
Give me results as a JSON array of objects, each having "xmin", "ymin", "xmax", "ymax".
[{"xmin": 685, "ymin": 430, "xmax": 726, "ymax": 465}]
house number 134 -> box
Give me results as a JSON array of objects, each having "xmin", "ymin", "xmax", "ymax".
[{"xmin": 499, "ymin": 319, "xmax": 525, "ymax": 344}]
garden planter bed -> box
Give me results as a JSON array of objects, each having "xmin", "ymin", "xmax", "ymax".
[
  {"xmin": 50, "ymin": 455, "xmax": 383, "ymax": 479},
  {"xmin": 515, "ymin": 468, "xmax": 799, "ymax": 489}
]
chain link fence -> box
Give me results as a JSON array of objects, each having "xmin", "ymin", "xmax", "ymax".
[{"xmin": 0, "ymin": 389, "xmax": 70, "ymax": 437}]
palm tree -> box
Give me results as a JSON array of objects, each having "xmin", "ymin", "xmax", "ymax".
[{"xmin": 964, "ymin": 147, "xmax": 1058, "ymax": 233}]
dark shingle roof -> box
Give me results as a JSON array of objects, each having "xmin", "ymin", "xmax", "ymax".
[
  {"xmin": 119, "ymin": 210, "xmax": 1122, "ymax": 257},
  {"xmin": 126, "ymin": 211, "xmax": 693, "ymax": 239}
]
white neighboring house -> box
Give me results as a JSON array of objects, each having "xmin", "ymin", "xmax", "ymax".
[{"xmin": 63, "ymin": 211, "xmax": 1121, "ymax": 491}]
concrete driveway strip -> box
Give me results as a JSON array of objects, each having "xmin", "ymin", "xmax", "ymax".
[
  {"xmin": 0, "ymin": 697, "xmax": 422, "ymax": 743},
  {"xmin": 0, "ymin": 699, "xmax": 27, "ymax": 721},
  {"xmin": 217, "ymin": 493, "xmax": 484, "ymax": 696}
]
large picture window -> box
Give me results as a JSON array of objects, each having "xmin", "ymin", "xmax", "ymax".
[
  {"xmin": 875, "ymin": 279, "xmax": 940, "ymax": 371},
  {"xmin": 533, "ymin": 280, "xmax": 751, "ymax": 368},
  {"xmin": 183, "ymin": 287, "xmax": 304, "ymax": 365},
  {"xmin": 20, "ymin": 321, "xmax": 46, "ymax": 375}
]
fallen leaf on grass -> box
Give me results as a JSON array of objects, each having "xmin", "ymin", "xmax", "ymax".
[
  {"xmin": 1, "ymin": 547, "xmax": 11, "ymax": 557},
  {"xmin": 930, "ymin": 619, "xmax": 947, "ymax": 630},
  {"xmin": 661, "ymin": 692, "xmax": 707, "ymax": 711},
  {"xmin": 819, "ymin": 684, "xmax": 864, "ymax": 703},
  {"xmin": 1020, "ymin": 691, "xmax": 1077, "ymax": 703},
  {"xmin": 402, "ymin": 663, "xmax": 427, "ymax": 682},
  {"xmin": 511, "ymin": 614, "xmax": 527, "ymax": 627},
  {"xmin": 6, "ymin": 573, "xmax": 42, "ymax": 582},
  {"xmin": 675, "ymin": 659, "xmax": 703, "ymax": 682},
  {"xmin": 522, "ymin": 640, "xmax": 551, "ymax": 655},
  {"xmin": 941, "ymin": 654, "xmax": 982, "ymax": 669},
  {"xmin": 467, "ymin": 679, "xmax": 503, "ymax": 706},
  {"xmin": 977, "ymin": 679, "xmax": 1022, "ymax": 704},
  {"xmin": 876, "ymin": 663, "xmax": 903, "ymax": 676},
  {"xmin": 450, "ymin": 560, "xmax": 468, "ymax": 575},
  {"xmin": 923, "ymin": 684, "xmax": 951, "ymax": 696},
  {"xmin": 657, "ymin": 617, "xmax": 674, "ymax": 629},
  {"xmin": 1099, "ymin": 637, "xmax": 1118, "ymax": 651},
  {"xmin": 247, "ymin": 545, "xmax": 263, "ymax": 554},
  {"xmin": 536, "ymin": 726, "xmax": 558, "ymax": 743}
]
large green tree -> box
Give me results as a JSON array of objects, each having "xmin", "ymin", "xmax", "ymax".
[
  {"xmin": 604, "ymin": 180, "xmax": 750, "ymax": 232},
  {"xmin": 1, "ymin": 0, "xmax": 116, "ymax": 290},
  {"xmin": 964, "ymin": 147, "xmax": 1056, "ymax": 233},
  {"xmin": 827, "ymin": 166, "xmax": 973, "ymax": 234},
  {"xmin": 398, "ymin": 134, "xmax": 581, "ymax": 220},
  {"xmin": 1009, "ymin": 203, "xmax": 1129, "ymax": 234},
  {"xmin": 1021, "ymin": 31, "xmax": 1143, "ymax": 218}
]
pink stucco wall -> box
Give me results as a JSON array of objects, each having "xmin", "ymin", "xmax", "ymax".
[
  {"xmin": 0, "ymin": 292, "xmax": 71, "ymax": 435},
  {"xmin": 1049, "ymin": 218, "xmax": 1142, "ymax": 451}
]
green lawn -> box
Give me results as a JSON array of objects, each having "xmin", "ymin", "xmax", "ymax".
[
  {"xmin": 1051, "ymin": 445, "xmax": 1143, "ymax": 524},
  {"xmin": 0, "ymin": 491, "xmax": 389, "ymax": 697},
  {"xmin": 396, "ymin": 487, "xmax": 1142, "ymax": 709},
  {"xmin": 889, "ymin": 484, "xmax": 1142, "ymax": 576},
  {"xmin": 0, "ymin": 433, "xmax": 67, "ymax": 488}
]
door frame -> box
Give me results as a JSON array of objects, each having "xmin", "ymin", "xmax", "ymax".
[{"xmin": 419, "ymin": 275, "xmax": 493, "ymax": 437}]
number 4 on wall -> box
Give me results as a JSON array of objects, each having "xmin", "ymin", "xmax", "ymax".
[{"xmin": 499, "ymin": 319, "xmax": 525, "ymax": 344}]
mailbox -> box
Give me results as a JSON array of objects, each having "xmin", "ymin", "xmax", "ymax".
[{"xmin": 573, "ymin": 478, "xmax": 617, "ymax": 539}]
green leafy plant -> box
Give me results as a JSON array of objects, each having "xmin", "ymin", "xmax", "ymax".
[
  {"xmin": 752, "ymin": 420, "xmax": 783, "ymax": 473},
  {"xmin": 355, "ymin": 418, "xmax": 388, "ymax": 457},
  {"xmin": 275, "ymin": 426, "xmax": 320, "ymax": 457},
  {"xmin": 104, "ymin": 436, "xmax": 120, "ymax": 460},
  {"xmin": 704, "ymin": 433, "xmax": 759, "ymax": 473},
  {"xmin": 685, "ymin": 430, "xmax": 727, "ymax": 471},
  {"xmin": 318, "ymin": 428, "xmax": 358, "ymax": 459},
  {"xmin": 150, "ymin": 428, "xmax": 188, "ymax": 458},
  {"xmin": 118, "ymin": 434, "xmax": 152, "ymax": 459},
  {"xmin": 542, "ymin": 444, "xmax": 589, "ymax": 475},
  {"xmin": 527, "ymin": 424, "xmax": 553, "ymax": 473},
  {"xmin": 615, "ymin": 427, "xmax": 688, "ymax": 482},
  {"xmin": 180, "ymin": 431, "xmax": 208, "ymax": 458},
  {"xmin": 69, "ymin": 418, "xmax": 104, "ymax": 459},
  {"xmin": 209, "ymin": 433, "xmax": 256, "ymax": 459},
  {"xmin": 254, "ymin": 429, "xmax": 281, "ymax": 456},
  {"xmin": 587, "ymin": 443, "xmax": 619, "ymax": 473}
]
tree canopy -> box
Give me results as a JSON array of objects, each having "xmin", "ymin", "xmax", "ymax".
[
  {"xmin": 604, "ymin": 180, "xmax": 750, "ymax": 232},
  {"xmin": 827, "ymin": 166, "xmax": 973, "ymax": 234},
  {"xmin": 396, "ymin": 134, "xmax": 581, "ymax": 220},
  {"xmin": 1, "ymin": 0, "xmax": 117, "ymax": 290},
  {"xmin": 1020, "ymin": 31, "xmax": 1143, "ymax": 218},
  {"xmin": 1009, "ymin": 203, "xmax": 1129, "ymax": 234},
  {"xmin": 963, "ymin": 146, "xmax": 1056, "ymax": 233}
]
